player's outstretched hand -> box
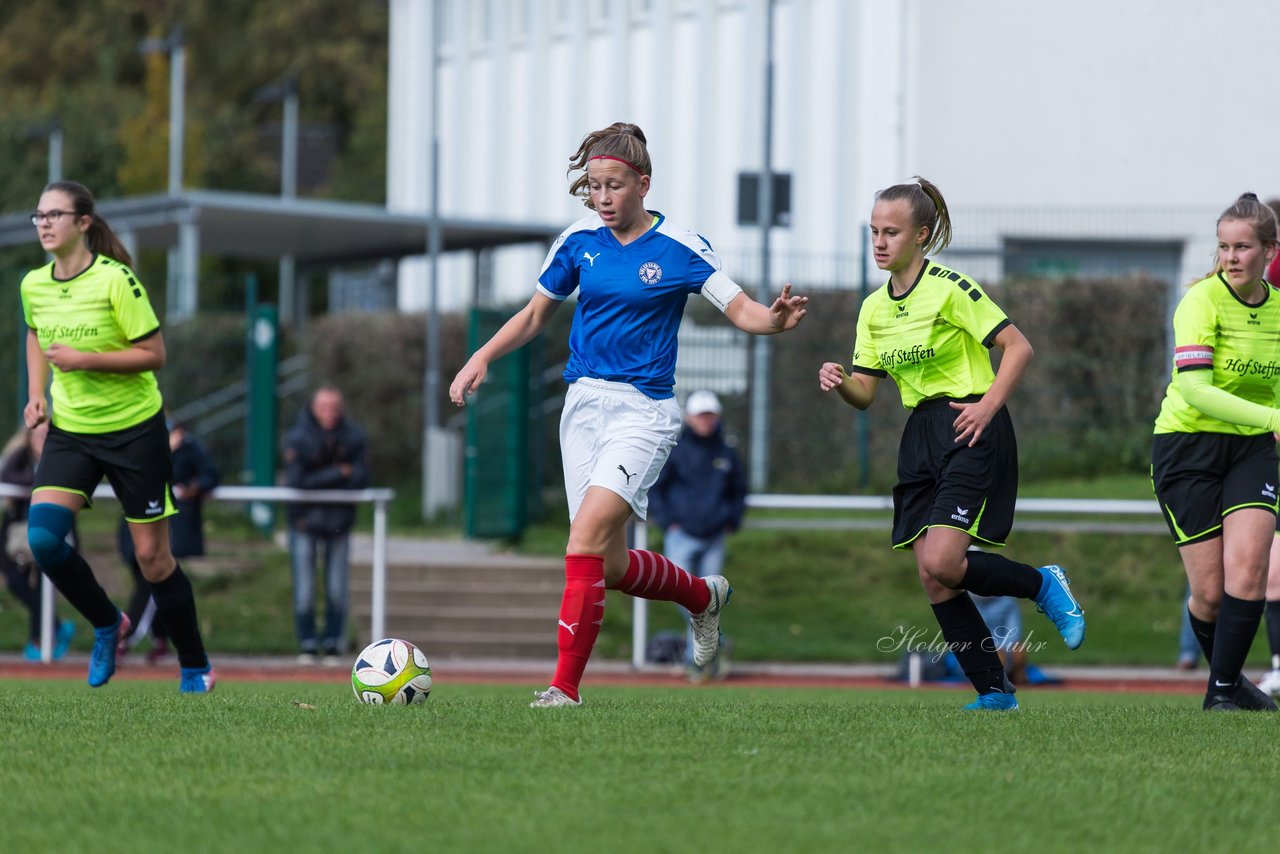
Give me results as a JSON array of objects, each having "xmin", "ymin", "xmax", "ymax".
[
  {"xmin": 769, "ymin": 283, "xmax": 808, "ymax": 331},
  {"xmin": 818, "ymin": 362, "xmax": 848, "ymax": 392},
  {"xmin": 449, "ymin": 358, "xmax": 488, "ymax": 407}
]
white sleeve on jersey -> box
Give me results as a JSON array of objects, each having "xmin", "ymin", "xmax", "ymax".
[
  {"xmin": 701, "ymin": 270, "xmax": 744, "ymax": 313},
  {"xmin": 655, "ymin": 218, "xmax": 741, "ymax": 313},
  {"xmin": 535, "ymin": 215, "xmax": 601, "ymax": 301}
]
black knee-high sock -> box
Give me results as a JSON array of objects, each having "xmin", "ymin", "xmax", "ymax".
[
  {"xmin": 1188, "ymin": 606, "xmax": 1216, "ymax": 661},
  {"xmin": 959, "ymin": 552, "xmax": 1042, "ymax": 600},
  {"xmin": 151, "ymin": 565, "xmax": 208, "ymax": 669},
  {"xmin": 1208, "ymin": 593, "xmax": 1264, "ymax": 693},
  {"xmin": 931, "ymin": 594, "xmax": 1011, "ymax": 695},
  {"xmin": 1265, "ymin": 601, "xmax": 1280, "ymax": 663},
  {"xmin": 41, "ymin": 551, "xmax": 118, "ymax": 628}
]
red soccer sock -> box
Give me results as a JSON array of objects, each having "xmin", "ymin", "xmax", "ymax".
[
  {"xmin": 610, "ymin": 549, "xmax": 711, "ymax": 614},
  {"xmin": 550, "ymin": 554, "xmax": 607, "ymax": 701}
]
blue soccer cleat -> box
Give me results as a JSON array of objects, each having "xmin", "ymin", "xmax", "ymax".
[
  {"xmin": 180, "ymin": 665, "xmax": 217, "ymax": 694},
  {"xmin": 54, "ymin": 619, "xmax": 76, "ymax": 660},
  {"xmin": 1035, "ymin": 564, "xmax": 1085, "ymax": 649},
  {"xmin": 963, "ymin": 691, "xmax": 1019, "ymax": 711},
  {"xmin": 88, "ymin": 612, "xmax": 130, "ymax": 687}
]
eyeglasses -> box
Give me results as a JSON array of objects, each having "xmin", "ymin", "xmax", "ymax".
[{"xmin": 30, "ymin": 210, "xmax": 74, "ymax": 226}]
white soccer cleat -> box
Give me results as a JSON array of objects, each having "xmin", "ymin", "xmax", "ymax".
[
  {"xmin": 690, "ymin": 575, "xmax": 733, "ymax": 668},
  {"xmin": 530, "ymin": 686, "xmax": 582, "ymax": 708},
  {"xmin": 1258, "ymin": 669, "xmax": 1280, "ymax": 698}
]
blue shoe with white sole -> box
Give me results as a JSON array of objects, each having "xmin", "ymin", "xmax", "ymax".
[
  {"xmin": 1035, "ymin": 564, "xmax": 1085, "ymax": 649},
  {"xmin": 179, "ymin": 665, "xmax": 217, "ymax": 694},
  {"xmin": 88, "ymin": 612, "xmax": 130, "ymax": 687},
  {"xmin": 963, "ymin": 691, "xmax": 1019, "ymax": 711},
  {"xmin": 54, "ymin": 620, "xmax": 76, "ymax": 660}
]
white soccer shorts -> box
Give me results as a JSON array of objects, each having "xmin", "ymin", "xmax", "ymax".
[{"xmin": 559, "ymin": 378, "xmax": 681, "ymax": 522}]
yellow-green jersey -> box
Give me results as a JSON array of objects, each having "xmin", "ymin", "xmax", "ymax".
[
  {"xmin": 1154, "ymin": 273, "xmax": 1280, "ymax": 435},
  {"xmin": 21, "ymin": 254, "xmax": 163, "ymax": 434},
  {"xmin": 849, "ymin": 261, "xmax": 1011, "ymax": 408}
]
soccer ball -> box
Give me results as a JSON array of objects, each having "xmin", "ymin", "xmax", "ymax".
[{"xmin": 351, "ymin": 638, "xmax": 433, "ymax": 705}]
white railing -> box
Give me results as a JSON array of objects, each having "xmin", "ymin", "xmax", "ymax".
[
  {"xmin": 0, "ymin": 483, "xmax": 395, "ymax": 663},
  {"xmin": 744, "ymin": 494, "xmax": 1162, "ymax": 514},
  {"xmin": 12, "ymin": 484, "xmax": 1162, "ymax": 668},
  {"xmin": 628, "ymin": 493, "xmax": 1165, "ymax": 668}
]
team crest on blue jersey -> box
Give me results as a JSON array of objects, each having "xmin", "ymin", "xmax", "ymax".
[{"xmin": 638, "ymin": 261, "xmax": 663, "ymax": 285}]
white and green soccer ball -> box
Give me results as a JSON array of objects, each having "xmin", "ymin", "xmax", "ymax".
[{"xmin": 351, "ymin": 638, "xmax": 433, "ymax": 705}]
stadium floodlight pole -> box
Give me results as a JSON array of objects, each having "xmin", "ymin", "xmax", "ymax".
[
  {"xmin": 748, "ymin": 0, "xmax": 777, "ymax": 493},
  {"xmin": 281, "ymin": 79, "xmax": 299, "ymax": 199},
  {"xmin": 140, "ymin": 26, "xmax": 190, "ymax": 318},
  {"xmin": 46, "ymin": 121, "xmax": 62, "ymax": 184},
  {"xmin": 138, "ymin": 26, "xmax": 185, "ymax": 194},
  {"xmin": 251, "ymin": 75, "xmax": 300, "ymax": 196},
  {"xmin": 253, "ymin": 74, "xmax": 301, "ymax": 323},
  {"xmin": 23, "ymin": 119, "xmax": 62, "ymax": 185},
  {"xmin": 422, "ymin": 0, "xmax": 444, "ymax": 519}
]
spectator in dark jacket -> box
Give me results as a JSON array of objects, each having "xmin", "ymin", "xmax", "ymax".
[
  {"xmin": 117, "ymin": 416, "xmax": 219, "ymax": 663},
  {"xmin": 283, "ymin": 386, "xmax": 369, "ymax": 666},
  {"xmin": 649, "ymin": 390, "xmax": 747, "ymax": 678}
]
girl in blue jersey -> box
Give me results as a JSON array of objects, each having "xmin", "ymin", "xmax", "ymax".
[
  {"xmin": 1152, "ymin": 193, "xmax": 1280, "ymax": 712},
  {"xmin": 21, "ymin": 181, "xmax": 214, "ymax": 693},
  {"xmin": 450, "ymin": 122, "xmax": 807, "ymax": 707},
  {"xmin": 818, "ymin": 177, "xmax": 1085, "ymax": 711}
]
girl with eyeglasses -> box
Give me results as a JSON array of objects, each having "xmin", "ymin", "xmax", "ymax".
[{"xmin": 21, "ymin": 180, "xmax": 215, "ymax": 693}]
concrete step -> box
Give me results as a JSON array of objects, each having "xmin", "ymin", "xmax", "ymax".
[
  {"xmin": 351, "ymin": 604, "xmax": 553, "ymax": 633},
  {"xmin": 349, "ymin": 579, "xmax": 563, "ymax": 606},
  {"xmin": 353, "ymin": 562, "xmax": 562, "ymax": 587},
  {"xmin": 347, "ymin": 558, "xmax": 564, "ymax": 659},
  {"xmin": 349, "ymin": 627, "xmax": 557, "ymax": 660}
]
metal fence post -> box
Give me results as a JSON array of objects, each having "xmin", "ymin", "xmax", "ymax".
[
  {"xmin": 248, "ymin": 302, "xmax": 278, "ymax": 533},
  {"xmin": 630, "ymin": 520, "xmax": 648, "ymax": 669},
  {"xmin": 372, "ymin": 496, "xmax": 388, "ymax": 641}
]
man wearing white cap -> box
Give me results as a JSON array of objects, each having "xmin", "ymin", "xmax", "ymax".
[{"xmin": 649, "ymin": 390, "xmax": 747, "ymax": 679}]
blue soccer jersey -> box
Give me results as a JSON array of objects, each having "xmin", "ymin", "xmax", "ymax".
[{"xmin": 537, "ymin": 211, "xmax": 739, "ymax": 399}]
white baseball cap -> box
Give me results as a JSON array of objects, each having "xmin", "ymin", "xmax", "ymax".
[{"xmin": 685, "ymin": 390, "xmax": 722, "ymax": 416}]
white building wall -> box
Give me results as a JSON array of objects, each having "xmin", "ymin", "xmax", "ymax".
[{"xmin": 388, "ymin": 0, "xmax": 1280, "ymax": 311}]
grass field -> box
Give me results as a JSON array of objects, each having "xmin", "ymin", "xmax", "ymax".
[{"xmin": 0, "ymin": 677, "xmax": 1275, "ymax": 852}]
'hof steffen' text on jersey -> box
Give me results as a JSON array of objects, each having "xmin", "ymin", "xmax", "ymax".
[
  {"xmin": 849, "ymin": 261, "xmax": 1009, "ymax": 408},
  {"xmin": 1156, "ymin": 273, "xmax": 1280, "ymax": 435},
  {"xmin": 21, "ymin": 254, "xmax": 163, "ymax": 434}
]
